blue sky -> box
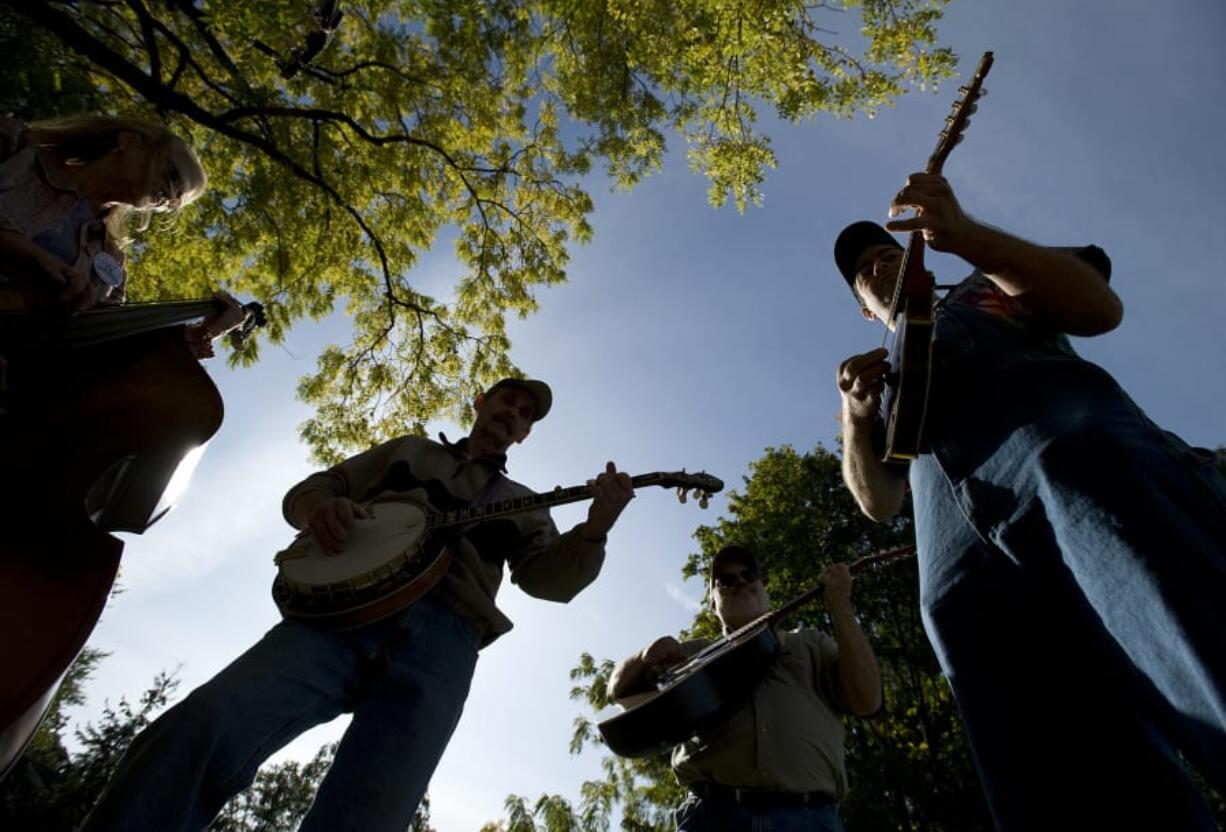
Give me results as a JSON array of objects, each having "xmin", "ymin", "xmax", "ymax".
[{"xmin": 74, "ymin": 1, "xmax": 1225, "ymax": 828}]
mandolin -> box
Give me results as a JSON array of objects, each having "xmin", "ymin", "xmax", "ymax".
[{"xmin": 880, "ymin": 51, "xmax": 993, "ymax": 462}]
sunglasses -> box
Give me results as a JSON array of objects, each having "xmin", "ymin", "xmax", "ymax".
[{"xmin": 713, "ymin": 568, "xmax": 761, "ymax": 589}]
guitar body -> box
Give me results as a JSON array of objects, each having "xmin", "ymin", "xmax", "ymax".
[
  {"xmin": 598, "ymin": 623, "xmax": 781, "ymax": 758},
  {"xmin": 0, "ymin": 327, "xmax": 224, "ymax": 776},
  {"xmin": 882, "ymin": 288, "xmax": 936, "ymax": 461},
  {"xmin": 599, "ymin": 546, "xmax": 916, "ymax": 759}
]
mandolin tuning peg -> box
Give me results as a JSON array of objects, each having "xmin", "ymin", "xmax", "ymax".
[{"xmin": 677, "ymin": 487, "xmax": 688, "ymax": 504}]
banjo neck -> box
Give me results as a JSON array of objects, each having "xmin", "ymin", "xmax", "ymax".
[{"xmin": 427, "ymin": 471, "xmax": 719, "ymax": 530}]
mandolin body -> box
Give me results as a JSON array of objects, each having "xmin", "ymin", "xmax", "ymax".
[{"xmin": 881, "ymin": 288, "xmax": 936, "ymax": 462}]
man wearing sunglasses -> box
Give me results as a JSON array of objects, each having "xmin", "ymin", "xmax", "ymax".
[{"xmin": 608, "ymin": 544, "xmax": 882, "ymax": 831}]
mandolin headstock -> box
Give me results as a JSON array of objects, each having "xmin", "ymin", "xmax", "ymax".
[{"xmin": 928, "ymin": 51, "xmax": 994, "ymax": 175}]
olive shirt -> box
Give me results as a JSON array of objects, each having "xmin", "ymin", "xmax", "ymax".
[
  {"xmin": 281, "ymin": 434, "xmax": 607, "ymax": 648},
  {"xmin": 0, "ymin": 118, "xmax": 126, "ymax": 302},
  {"xmin": 671, "ymin": 628, "xmax": 851, "ymax": 799}
]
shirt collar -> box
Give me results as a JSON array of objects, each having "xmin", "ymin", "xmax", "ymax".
[{"xmin": 438, "ymin": 432, "xmax": 508, "ymax": 473}]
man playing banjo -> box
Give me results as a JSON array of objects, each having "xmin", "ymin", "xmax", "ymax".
[
  {"xmin": 83, "ymin": 378, "xmax": 636, "ymax": 832},
  {"xmin": 607, "ymin": 544, "xmax": 883, "ymax": 832}
]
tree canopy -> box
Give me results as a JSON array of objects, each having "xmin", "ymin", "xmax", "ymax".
[{"xmin": 1, "ymin": 0, "xmax": 954, "ymax": 462}]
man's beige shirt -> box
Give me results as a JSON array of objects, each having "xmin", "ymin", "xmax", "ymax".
[
  {"xmin": 282, "ymin": 435, "xmax": 606, "ymax": 647},
  {"xmin": 671, "ymin": 628, "xmax": 849, "ymax": 798}
]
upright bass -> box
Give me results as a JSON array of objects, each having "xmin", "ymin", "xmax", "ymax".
[{"xmin": 0, "ymin": 291, "xmax": 263, "ymax": 775}]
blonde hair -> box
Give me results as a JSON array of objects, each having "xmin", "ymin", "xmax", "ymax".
[{"xmin": 28, "ymin": 115, "xmax": 208, "ymax": 248}]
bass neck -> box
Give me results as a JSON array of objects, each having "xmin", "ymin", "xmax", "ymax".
[
  {"xmin": 60, "ymin": 299, "xmax": 223, "ymax": 350},
  {"xmin": 1, "ymin": 297, "xmax": 266, "ymax": 353}
]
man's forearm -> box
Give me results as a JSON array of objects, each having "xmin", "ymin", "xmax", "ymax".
[
  {"xmin": 957, "ymin": 222, "xmax": 1122, "ymax": 335},
  {"xmin": 841, "ymin": 411, "xmax": 906, "ymax": 522},
  {"xmin": 831, "ymin": 608, "xmax": 883, "ymax": 716}
]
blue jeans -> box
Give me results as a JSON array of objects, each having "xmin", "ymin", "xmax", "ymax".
[
  {"xmin": 911, "ymin": 303, "xmax": 1226, "ymax": 831},
  {"xmin": 675, "ymin": 795, "xmax": 844, "ymax": 831},
  {"xmin": 80, "ymin": 594, "xmax": 481, "ymax": 832}
]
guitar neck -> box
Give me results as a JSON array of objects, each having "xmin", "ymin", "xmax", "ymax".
[
  {"xmin": 742, "ymin": 546, "xmax": 917, "ymax": 632},
  {"xmin": 429, "ymin": 473, "xmax": 672, "ymax": 529}
]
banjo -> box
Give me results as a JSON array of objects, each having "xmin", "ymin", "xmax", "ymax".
[{"xmin": 273, "ymin": 469, "xmax": 724, "ymax": 630}]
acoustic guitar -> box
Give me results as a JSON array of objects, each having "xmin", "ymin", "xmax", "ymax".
[
  {"xmin": 880, "ymin": 51, "xmax": 994, "ymax": 462},
  {"xmin": 598, "ymin": 546, "xmax": 915, "ymax": 758},
  {"xmin": 273, "ymin": 470, "xmax": 725, "ymax": 631}
]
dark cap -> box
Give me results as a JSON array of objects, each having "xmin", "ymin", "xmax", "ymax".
[
  {"xmin": 484, "ymin": 378, "xmax": 552, "ymax": 422},
  {"xmin": 834, "ymin": 221, "xmax": 903, "ymax": 291},
  {"xmin": 710, "ymin": 544, "xmax": 760, "ymax": 584}
]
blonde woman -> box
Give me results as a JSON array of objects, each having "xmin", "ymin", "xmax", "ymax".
[{"xmin": 0, "ymin": 115, "xmax": 242, "ymax": 355}]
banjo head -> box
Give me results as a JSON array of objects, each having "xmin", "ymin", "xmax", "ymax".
[{"xmin": 275, "ymin": 501, "xmax": 429, "ymax": 591}]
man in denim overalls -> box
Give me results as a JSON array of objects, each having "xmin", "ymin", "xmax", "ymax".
[{"xmin": 834, "ymin": 172, "xmax": 1226, "ymax": 830}]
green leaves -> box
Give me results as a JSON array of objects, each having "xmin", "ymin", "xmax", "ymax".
[{"xmin": 8, "ymin": 0, "xmax": 954, "ymax": 461}]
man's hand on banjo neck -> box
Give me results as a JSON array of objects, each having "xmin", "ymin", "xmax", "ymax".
[{"xmin": 295, "ymin": 461, "xmax": 633, "ymax": 557}]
